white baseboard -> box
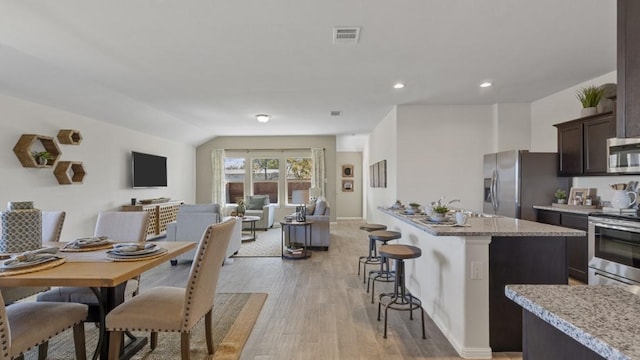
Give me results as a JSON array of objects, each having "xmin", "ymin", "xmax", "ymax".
[{"xmin": 336, "ymin": 217, "xmax": 363, "ymax": 220}]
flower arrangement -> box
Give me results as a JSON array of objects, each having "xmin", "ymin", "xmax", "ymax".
[{"xmin": 554, "ymin": 189, "xmax": 567, "ymax": 204}]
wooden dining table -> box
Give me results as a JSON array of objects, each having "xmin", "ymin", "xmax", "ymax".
[{"xmin": 0, "ymin": 240, "xmax": 195, "ymax": 360}]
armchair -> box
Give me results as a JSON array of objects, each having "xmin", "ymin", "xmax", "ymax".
[
  {"xmin": 166, "ymin": 204, "xmax": 241, "ymax": 264},
  {"xmin": 243, "ymin": 195, "xmax": 275, "ymax": 230}
]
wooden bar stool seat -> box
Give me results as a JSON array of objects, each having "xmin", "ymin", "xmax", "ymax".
[
  {"xmin": 357, "ymin": 224, "xmax": 388, "ymax": 283},
  {"xmin": 377, "ymin": 244, "xmax": 426, "ymax": 339}
]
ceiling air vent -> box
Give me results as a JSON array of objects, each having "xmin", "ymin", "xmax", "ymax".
[
  {"xmin": 333, "ymin": 27, "xmax": 360, "ymax": 44},
  {"xmin": 330, "ymin": 111, "xmax": 341, "ymax": 117}
]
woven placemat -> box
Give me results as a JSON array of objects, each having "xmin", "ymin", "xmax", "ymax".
[
  {"xmin": 0, "ymin": 257, "xmax": 66, "ymax": 277},
  {"xmin": 60, "ymin": 243, "xmax": 114, "ymax": 252},
  {"xmin": 105, "ymin": 248, "xmax": 168, "ymax": 262}
]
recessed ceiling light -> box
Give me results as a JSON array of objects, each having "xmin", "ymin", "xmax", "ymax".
[
  {"xmin": 255, "ymin": 114, "xmax": 270, "ymax": 123},
  {"xmin": 393, "ymin": 83, "xmax": 405, "ymax": 89},
  {"xmin": 480, "ymin": 82, "xmax": 492, "ymax": 88}
]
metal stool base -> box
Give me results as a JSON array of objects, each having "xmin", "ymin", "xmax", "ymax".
[{"xmin": 376, "ymin": 257, "xmax": 426, "ymax": 339}]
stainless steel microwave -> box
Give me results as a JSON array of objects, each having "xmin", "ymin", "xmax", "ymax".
[{"xmin": 607, "ymin": 137, "xmax": 640, "ymax": 173}]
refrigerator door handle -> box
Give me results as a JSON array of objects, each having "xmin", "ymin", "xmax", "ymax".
[{"xmin": 492, "ymin": 169, "xmax": 498, "ymax": 211}]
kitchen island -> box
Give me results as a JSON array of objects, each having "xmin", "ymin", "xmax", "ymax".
[
  {"xmin": 377, "ymin": 207, "xmax": 585, "ymax": 359},
  {"xmin": 506, "ymin": 284, "xmax": 640, "ymax": 360}
]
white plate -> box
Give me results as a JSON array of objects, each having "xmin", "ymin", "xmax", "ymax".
[
  {"xmin": 109, "ymin": 244, "xmax": 159, "ymax": 256},
  {"xmin": 2, "ymin": 255, "xmax": 60, "ymax": 270},
  {"xmin": 427, "ymin": 216, "xmax": 451, "ymax": 223}
]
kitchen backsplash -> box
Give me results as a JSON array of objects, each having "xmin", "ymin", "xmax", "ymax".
[{"xmin": 573, "ymin": 175, "xmax": 640, "ymax": 205}]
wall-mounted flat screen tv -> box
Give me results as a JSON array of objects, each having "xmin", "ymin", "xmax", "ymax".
[{"xmin": 131, "ymin": 151, "xmax": 167, "ymax": 188}]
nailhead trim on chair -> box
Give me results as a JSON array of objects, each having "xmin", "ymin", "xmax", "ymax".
[{"xmin": 0, "ymin": 317, "xmax": 8, "ymax": 359}]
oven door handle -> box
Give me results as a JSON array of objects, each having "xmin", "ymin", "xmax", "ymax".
[
  {"xmin": 592, "ymin": 222, "xmax": 640, "ymax": 234},
  {"xmin": 591, "ymin": 270, "xmax": 638, "ymax": 286}
]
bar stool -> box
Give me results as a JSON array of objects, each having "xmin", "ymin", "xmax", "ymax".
[
  {"xmin": 377, "ymin": 244, "xmax": 426, "ymax": 339},
  {"xmin": 366, "ymin": 230, "xmax": 401, "ymax": 303},
  {"xmin": 357, "ymin": 223, "xmax": 387, "ymax": 283}
]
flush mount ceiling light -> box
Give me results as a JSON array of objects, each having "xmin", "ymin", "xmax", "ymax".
[
  {"xmin": 393, "ymin": 83, "xmax": 405, "ymax": 89},
  {"xmin": 480, "ymin": 82, "xmax": 492, "ymax": 88},
  {"xmin": 255, "ymin": 114, "xmax": 270, "ymax": 123}
]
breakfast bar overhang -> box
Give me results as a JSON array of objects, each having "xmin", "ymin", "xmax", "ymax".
[{"xmin": 378, "ymin": 207, "xmax": 585, "ymax": 359}]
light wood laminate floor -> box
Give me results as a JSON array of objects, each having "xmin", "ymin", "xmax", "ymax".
[{"xmin": 142, "ymin": 220, "xmax": 523, "ymax": 359}]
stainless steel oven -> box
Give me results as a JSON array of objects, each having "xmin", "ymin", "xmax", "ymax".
[{"xmin": 588, "ymin": 214, "xmax": 640, "ymax": 286}]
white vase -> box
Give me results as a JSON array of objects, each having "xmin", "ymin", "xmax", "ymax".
[
  {"xmin": 581, "ymin": 107, "xmax": 597, "ymax": 117},
  {"xmin": 611, "ymin": 190, "xmax": 637, "ymax": 209}
]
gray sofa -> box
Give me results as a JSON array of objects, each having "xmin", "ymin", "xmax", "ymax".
[{"xmin": 286, "ymin": 197, "xmax": 331, "ymax": 250}]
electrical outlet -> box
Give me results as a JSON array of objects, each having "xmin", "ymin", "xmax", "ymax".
[{"xmin": 471, "ymin": 262, "xmax": 483, "ymax": 280}]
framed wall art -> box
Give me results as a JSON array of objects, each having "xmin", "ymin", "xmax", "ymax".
[
  {"xmin": 342, "ymin": 164, "xmax": 354, "ymax": 177},
  {"xmin": 342, "ymin": 179, "xmax": 354, "ymax": 192}
]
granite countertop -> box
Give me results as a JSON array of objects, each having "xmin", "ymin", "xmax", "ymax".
[
  {"xmin": 505, "ymin": 284, "xmax": 640, "ymax": 360},
  {"xmin": 533, "ymin": 204, "xmax": 601, "ymax": 215},
  {"xmin": 379, "ymin": 207, "xmax": 586, "ymax": 237}
]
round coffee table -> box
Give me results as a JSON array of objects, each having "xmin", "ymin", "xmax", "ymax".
[{"xmin": 241, "ymin": 216, "xmax": 261, "ymax": 241}]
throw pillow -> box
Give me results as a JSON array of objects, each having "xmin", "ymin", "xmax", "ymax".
[
  {"xmin": 247, "ymin": 195, "xmax": 268, "ymax": 210},
  {"xmin": 314, "ymin": 200, "xmax": 327, "ymax": 215},
  {"xmin": 306, "ymin": 201, "xmax": 316, "ymax": 215}
]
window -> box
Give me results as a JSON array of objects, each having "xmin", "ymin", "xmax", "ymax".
[
  {"xmin": 224, "ymin": 157, "xmax": 245, "ymax": 203},
  {"xmin": 286, "ymin": 157, "xmax": 312, "ymax": 205},
  {"xmin": 252, "ymin": 158, "xmax": 279, "ymax": 204}
]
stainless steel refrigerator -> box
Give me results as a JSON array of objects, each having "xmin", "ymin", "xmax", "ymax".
[{"xmin": 483, "ymin": 150, "xmax": 569, "ymax": 221}]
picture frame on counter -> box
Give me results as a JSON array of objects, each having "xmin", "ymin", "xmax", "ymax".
[{"xmin": 568, "ymin": 187, "xmax": 596, "ymax": 206}]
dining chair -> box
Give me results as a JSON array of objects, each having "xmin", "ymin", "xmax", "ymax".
[
  {"xmin": 0, "ymin": 290, "xmax": 88, "ymax": 360},
  {"xmin": 0, "ymin": 211, "xmax": 66, "ymax": 305},
  {"xmin": 37, "ymin": 210, "xmax": 149, "ymax": 305},
  {"xmin": 105, "ymin": 219, "xmax": 235, "ymax": 360}
]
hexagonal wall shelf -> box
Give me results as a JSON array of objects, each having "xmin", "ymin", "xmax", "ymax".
[
  {"xmin": 54, "ymin": 161, "xmax": 86, "ymax": 185},
  {"xmin": 13, "ymin": 134, "xmax": 61, "ymax": 168},
  {"xmin": 57, "ymin": 129, "xmax": 83, "ymax": 145}
]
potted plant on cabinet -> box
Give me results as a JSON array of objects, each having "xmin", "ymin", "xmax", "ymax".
[
  {"xmin": 576, "ymin": 85, "xmax": 605, "ymax": 117},
  {"xmin": 32, "ymin": 151, "xmax": 53, "ymax": 166},
  {"xmin": 554, "ymin": 189, "xmax": 567, "ymax": 204}
]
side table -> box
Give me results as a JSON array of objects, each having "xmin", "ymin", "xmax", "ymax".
[
  {"xmin": 241, "ymin": 216, "xmax": 260, "ymax": 241},
  {"xmin": 280, "ymin": 220, "xmax": 313, "ymax": 259}
]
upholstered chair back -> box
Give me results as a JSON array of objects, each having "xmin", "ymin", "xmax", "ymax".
[
  {"xmin": 182, "ymin": 219, "xmax": 234, "ymax": 331},
  {"xmin": 41, "ymin": 211, "xmax": 66, "ymax": 242},
  {"xmin": 0, "ymin": 292, "xmax": 10, "ymax": 360},
  {"xmin": 94, "ymin": 211, "xmax": 149, "ymax": 242}
]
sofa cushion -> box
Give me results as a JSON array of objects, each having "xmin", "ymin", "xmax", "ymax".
[
  {"xmin": 314, "ymin": 200, "xmax": 328, "ymax": 216},
  {"xmin": 246, "ymin": 195, "xmax": 269, "ymax": 210}
]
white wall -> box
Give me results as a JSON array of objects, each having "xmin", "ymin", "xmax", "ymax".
[
  {"xmin": 367, "ymin": 108, "xmax": 397, "ymax": 224},
  {"xmin": 0, "ymin": 94, "xmax": 195, "ymax": 239},
  {"xmin": 336, "ymin": 152, "xmax": 363, "ymax": 219},
  {"xmin": 494, "ymin": 103, "xmax": 531, "ymax": 152},
  {"xmin": 396, "ymin": 105, "xmax": 495, "ymax": 213}
]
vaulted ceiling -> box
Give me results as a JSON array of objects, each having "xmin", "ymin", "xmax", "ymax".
[{"xmin": 0, "ymin": 1, "xmax": 616, "ymax": 145}]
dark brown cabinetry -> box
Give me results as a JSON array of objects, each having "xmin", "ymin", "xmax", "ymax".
[
  {"xmin": 554, "ymin": 112, "xmax": 615, "ymax": 176},
  {"xmin": 617, "ymin": 0, "xmax": 640, "ymax": 138},
  {"xmin": 536, "ymin": 209, "xmax": 589, "ymax": 283}
]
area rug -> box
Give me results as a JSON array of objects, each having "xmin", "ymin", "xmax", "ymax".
[
  {"xmin": 234, "ymin": 227, "xmax": 281, "ymax": 257},
  {"xmin": 22, "ymin": 292, "xmax": 267, "ymax": 360}
]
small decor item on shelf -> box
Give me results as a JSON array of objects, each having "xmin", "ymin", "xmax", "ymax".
[
  {"xmin": 296, "ymin": 206, "xmax": 307, "ymax": 222},
  {"xmin": 554, "ymin": 189, "xmax": 567, "ymax": 204},
  {"xmin": 576, "ymin": 85, "xmax": 605, "ymax": 117},
  {"xmin": 32, "ymin": 151, "xmax": 53, "ymax": 166},
  {"xmin": 0, "ymin": 201, "xmax": 42, "ymax": 253},
  {"xmin": 409, "ymin": 202, "xmax": 421, "ymax": 212},
  {"xmin": 391, "ymin": 200, "xmax": 403, "ymax": 210}
]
